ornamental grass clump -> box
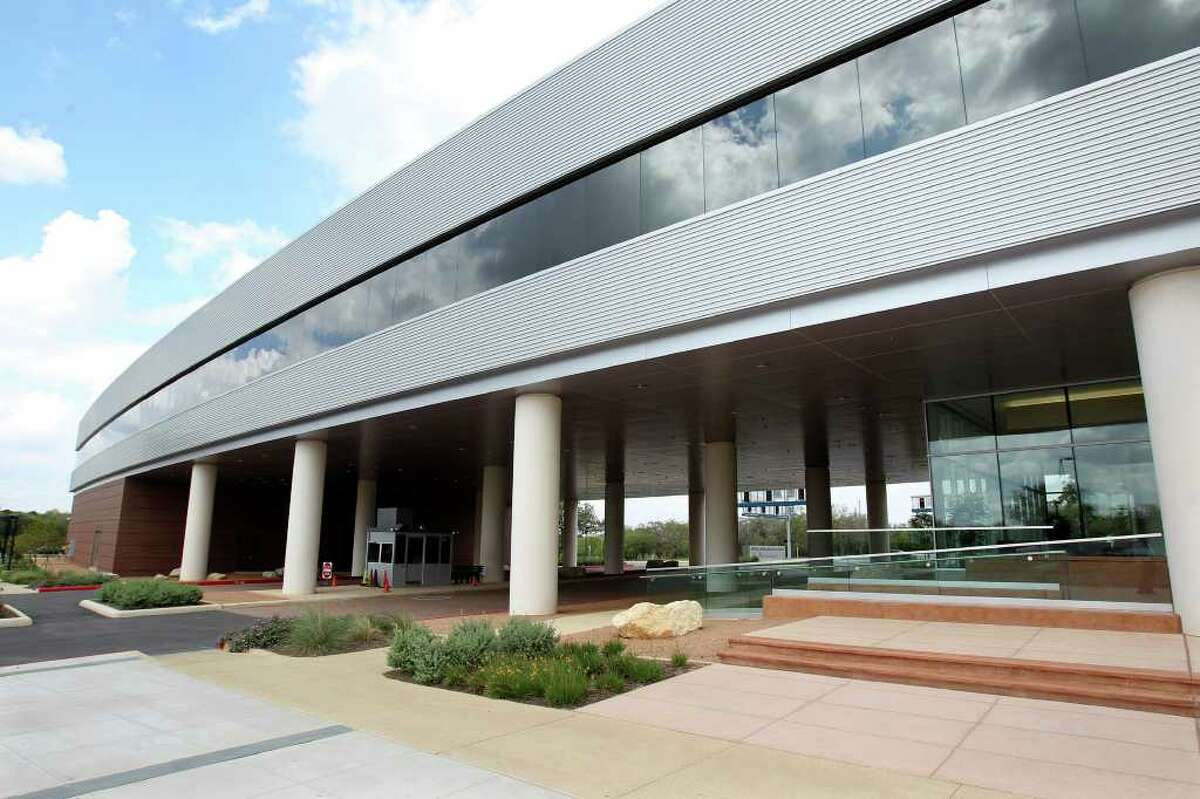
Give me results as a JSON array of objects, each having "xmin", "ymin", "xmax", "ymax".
[
  {"xmin": 539, "ymin": 659, "xmax": 588, "ymax": 706},
  {"xmin": 478, "ymin": 654, "xmax": 540, "ymax": 699},
  {"xmin": 496, "ymin": 618, "xmax": 558, "ymax": 657},
  {"xmin": 601, "ymin": 638, "xmax": 625, "ymax": 658},
  {"xmin": 611, "ymin": 653, "xmax": 665, "ymax": 684},
  {"xmin": 97, "ymin": 578, "xmax": 202, "ymax": 610},
  {"xmin": 288, "ymin": 610, "xmax": 352, "ymax": 657},
  {"xmin": 558, "ymin": 642, "xmax": 605, "ymax": 676}
]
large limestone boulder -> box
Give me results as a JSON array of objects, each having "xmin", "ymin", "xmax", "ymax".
[{"xmin": 612, "ymin": 600, "xmax": 703, "ymax": 639}]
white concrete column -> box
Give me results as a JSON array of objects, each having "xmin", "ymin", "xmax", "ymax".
[
  {"xmin": 688, "ymin": 490, "xmax": 706, "ymax": 566},
  {"xmin": 350, "ymin": 478, "xmax": 377, "ymax": 577},
  {"xmin": 563, "ymin": 500, "xmax": 578, "ymax": 567},
  {"xmin": 866, "ymin": 479, "xmax": 889, "ymax": 554},
  {"xmin": 509, "ymin": 393, "xmax": 562, "ymax": 615},
  {"xmin": 604, "ymin": 482, "xmax": 625, "ymax": 574},
  {"xmin": 179, "ymin": 462, "xmax": 218, "ymax": 582},
  {"xmin": 704, "ymin": 441, "xmax": 738, "ymax": 564},
  {"xmin": 1130, "ymin": 266, "xmax": 1200, "ymax": 634},
  {"xmin": 282, "ymin": 438, "xmax": 327, "ymax": 596},
  {"xmin": 806, "ymin": 465, "xmax": 833, "ymax": 558},
  {"xmin": 479, "ymin": 465, "xmax": 507, "ymax": 584}
]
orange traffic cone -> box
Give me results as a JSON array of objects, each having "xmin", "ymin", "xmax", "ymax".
[{"xmin": 382, "ymin": 571, "xmax": 390, "ymax": 593}]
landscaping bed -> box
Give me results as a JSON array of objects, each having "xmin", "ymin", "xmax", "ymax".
[
  {"xmin": 220, "ymin": 611, "xmax": 408, "ymax": 657},
  {"xmin": 563, "ymin": 617, "xmax": 780, "ymax": 662},
  {"xmin": 383, "ymin": 617, "xmax": 693, "ymax": 708},
  {"xmin": 96, "ymin": 578, "xmax": 203, "ymax": 610},
  {"xmin": 0, "ymin": 564, "xmax": 115, "ymax": 590}
]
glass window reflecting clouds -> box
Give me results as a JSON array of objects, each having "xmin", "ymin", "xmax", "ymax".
[
  {"xmin": 640, "ymin": 128, "xmax": 703, "ymax": 233},
  {"xmin": 955, "ymin": 0, "xmax": 1088, "ymax": 122},
  {"xmin": 858, "ymin": 19, "xmax": 966, "ymax": 156},
  {"xmin": 702, "ymin": 97, "xmax": 779, "ymax": 211},
  {"xmin": 776, "ymin": 60, "xmax": 865, "ymax": 184},
  {"xmin": 583, "ymin": 155, "xmax": 640, "ymax": 252},
  {"xmin": 1075, "ymin": 442, "xmax": 1161, "ymax": 535},
  {"xmin": 1077, "ymin": 0, "xmax": 1200, "ymax": 80}
]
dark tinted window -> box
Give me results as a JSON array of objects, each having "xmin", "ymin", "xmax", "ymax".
[
  {"xmin": 486, "ymin": 202, "xmax": 542, "ymax": 286},
  {"xmin": 1075, "ymin": 442, "xmax": 1162, "ymax": 534},
  {"xmin": 393, "ymin": 252, "xmax": 435, "ymax": 323},
  {"xmin": 702, "ymin": 96, "xmax": 779, "ymax": 210},
  {"xmin": 1076, "ymin": 0, "xmax": 1200, "ymax": 80},
  {"xmin": 993, "ymin": 388, "xmax": 1071, "ymax": 449},
  {"xmin": 775, "ymin": 59, "xmax": 865, "ymax": 184},
  {"xmin": 1068, "ymin": 381, "xmax": 1149, "ymax": 443},
  {"xmin": 535, "ymin": 177, "xmax": 588, "ymax": 268},
  {"xmin": 955, "ymin": 0, "xmax": 1088, "ymax": 122},
  {"xmin": 640, "ymin": 127, "xmax": 703, "ymax": 233},
  {"xmin": 583, "ymin": 154, "xmax": 640, "ymax": 252},
  {"xmin": 858, "ymin": 19, "xmax": 966, "ymax": 156},
  {"xmin": 927, "ymin": 397, "xmax": 995, "ymax": 455}
]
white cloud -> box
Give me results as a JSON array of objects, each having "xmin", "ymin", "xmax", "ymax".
[
  {"xmin": 187, "ymin": 0, "xmax": 270, "ymax": 34},
  {"xmin": 0, "ymin": 211, "xmax": 207, "ymax": 511},
  {"xmin": 158, "ymin": 217, "xmax": 289, "ymax": 287},
  {"xmin": 289, "ymin": 0, "xmax": 661, "ymax": 194},
  {"xmin": 0, "ymin": 126, "xmax": 67, "ymax": 185}
]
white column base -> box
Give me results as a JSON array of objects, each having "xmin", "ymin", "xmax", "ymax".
[
  {"xmin": 282, "ymin": 439, "xmax": 327, "ymax": 596},
  {"xmin": 179, "ymin": 462, "xmax": 218, "ymax": 583},
  {"xmin": 509, "ymin": 394, "xmax": 561, "ymax": 615}
]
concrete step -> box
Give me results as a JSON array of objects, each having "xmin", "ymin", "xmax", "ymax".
[{"xmin": 718, "ymin": 635, "xmax": 1200, "ymax": 717}]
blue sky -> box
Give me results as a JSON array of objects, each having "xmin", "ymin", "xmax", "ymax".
[{"xmin": 0, "ymin": 0, "xmax": 927, "ymax": 523}]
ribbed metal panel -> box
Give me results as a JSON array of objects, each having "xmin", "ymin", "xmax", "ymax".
[
  {"xmin": 70, "ymin": 50, "xmax": 1200, "ymax": 491},
  {"xmin": 77, "ymin": 0, "xmax": 952, "ymax": 446}
]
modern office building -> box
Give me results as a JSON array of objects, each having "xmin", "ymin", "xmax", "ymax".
[{"xmin": 67, "ymin": 1, "xmax": 1200, "ymax": 630}]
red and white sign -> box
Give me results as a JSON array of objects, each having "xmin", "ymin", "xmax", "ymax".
[{"xmin": 321, "ymin": 562, "xmax": 333, "ymax": 580}]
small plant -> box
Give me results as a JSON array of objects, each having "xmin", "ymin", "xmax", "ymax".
[
  {"xmin": 559, "ymin": 642, "xmax": 604, "ymax": 676},
  {"xmin": 496, "ymin": 618, "xmax": 559, "ymax": 658},
  {"xmin": 601, "ymin": 638, "xmax": 625, "ymax": 658},
  {"xmin": 444, "ymin": 619, "xmax": 496, "ymax": 669},
  {"xmin": 224, "ymin": 616, "xmax": 295, "ymax": 653},
  {"xmin": 478, "ymin": 655, "xmax": 540, "ymax": 699},
  {"xmin": 671, "ymin": 650, "xmax": 689, "ymax": 669},
  {"xmin": 593, "ymin": 669, "xmax": 625, "ymax": 694},
  {"xmin": 288, "ymin": 611, "xmax": 352, "ymax": 656},
  {"xmin": 97, "ymin": 579, "xmax": 202, "ymax": 610},
  {"xmin": 410, "ymin": 639, "xmax": 450, "ymax": 684},
  {"xmin": 540, "ymin": 660, "xmax": 588, "ymax": 707},
  {"xmin": 347, "ymin": 615, "xmax": 390, "ymax": 646},
  {"xmin": 612, "ymin": 654, "xmax": 664, "ymax": 683},
  {"xmin": 387, "ymin": 623, "xmax": 437, "ymax": 671},
  {"xmin": 441, "ymin": 663, "xmax": 470, "ymax": 688}
]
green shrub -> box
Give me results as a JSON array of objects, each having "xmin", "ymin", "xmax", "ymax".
[
  {"xmin": 441, "ymin": 663, "xmax": 470, "ymax": 688},
  {"xmin": 224, "ymin": 616, "xmax": 295, "ymax": 653},
  {"xmin": 612, "ymin": 654, "xmax": 664, "ymax": 684},
  {"xmin": 97, "ymin": 579, "xmax": 202, "ymax": 610},
  {"xmin": 478, "ymin": 655, "xmax": 540, "ymax": 699},
  {"xmin": 593, "ymin": 670, "xmax": 625, "ymax": 693},
  {"xmin": 496, "ymin": 618, "xmax": 558, "ymax": 658},
  {"xmin": 387, "ymin": 623, "xmax": 437, "ymax": 671},
  {"xmin": 444, "ymin": 619, "xmax": 496, "ymax": 669},
  {"xmin": 40, "ymin": 570, "xmax": 115, "ymax": 587},
  {"xmin": 601, "ymin": 638, "xmax": 625, "ymax": 658},
  {"xmin": 347, "ymin": 615, "xmax": 393, "ymax": 646},
  {"xmin": 671, "ymin": 650, "xmax": 689, "ymax": 669},
  {"xmin": 0, "ymin": 568, "xmax": 45, "ymax": 586},
  {"xmin": 540, "ymin": 660, "xmax": 588, "ymax": 707},
  {"xmin": 288, "ymin": 611, "xmax": 352, "ymax": 656},
  {"xmin": 559, "ymin": 642, "xmax": 604, "ymax": 676},
  {"xmin": 410, "ymin": 639, "xmax": 450, "ymax": 684}
]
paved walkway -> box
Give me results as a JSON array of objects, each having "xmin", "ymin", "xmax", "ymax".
[
  {"xmin": 0, "ymin": 653, "xmax": 562, "ymax": 798},
  {"xmin": 0, "ymin": 592, "xmax": 247, "ymax": 668},
  {"xmin": 745, "ymin": 616, "xmax": 1197, "ymax": 673},
  {"xmin": 582, "ymin": 662, "xmax": 1200, "ymax": 798}
]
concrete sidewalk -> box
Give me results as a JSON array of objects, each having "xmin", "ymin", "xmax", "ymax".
[{"xmin": 161, "ymin": 646, "xmax": 1019, "ymax": 798}]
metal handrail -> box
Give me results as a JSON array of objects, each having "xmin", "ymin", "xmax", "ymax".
[{"xmin": 641, "ymin": 531, "xmax": 1164, "ymax": 575}]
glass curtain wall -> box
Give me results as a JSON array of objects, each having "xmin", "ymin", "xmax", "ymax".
[
  {"xmin": 78, "ymin": 0, "xmax": 1200, "ymax": 465},
  {"xmin": 927, "ymin": 380, "xmax": 1163, "ymax": 552}
]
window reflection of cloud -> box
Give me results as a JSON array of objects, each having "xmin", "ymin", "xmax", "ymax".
[
  {"xmin": 859, "ymin": 20, "xmax": 966, "ymax": 156},
  {"xmin": 641, "ymin": 128, "xmax": 703, "ymax": 232},
  {"xmin": 1077, "ymin": 0, "xmax": 1200, "ymax": 80},
  {"xmin": 703, "ymin": 97, "xmax": 779, "ymax": 211},
  {"xmin": 956, "ymin": 0, "xmax": 1087, "ymax": 122},
  {"xmin": 775, "ymin": 60, "xmax": 864, "ymax": 184}
]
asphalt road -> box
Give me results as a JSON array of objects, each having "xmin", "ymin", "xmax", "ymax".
[{"xmin": 0, "ymin": 590, "xmax": 250, "ymax": 667}]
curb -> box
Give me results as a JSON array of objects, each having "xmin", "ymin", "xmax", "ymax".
[
  {"xmin": 0, "ymin": 604, "xmax": 33, "ymax": 628},
  {"xmin": 79, "ymin": 599, "xmax": 224, "ymax": 619},
  {"xmin": 37, "ymin": 584, "xmax": 103, "ymax": 593}
]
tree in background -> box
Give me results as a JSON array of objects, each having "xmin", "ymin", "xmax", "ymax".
[
  {"xmin": 1, "ymin": 509, "xmax": 70, "ymax": 560},
  {"xmin": 560, "ymin": 502, "xmax": 604, "ymax": 562}
]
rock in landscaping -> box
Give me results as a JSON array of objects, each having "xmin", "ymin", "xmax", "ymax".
[
  {"xmin": 154, "ymin": 574, "xmax": 166, "ymax": 580},
  {"xmin": 206, "ymin": 572, "xmax": 226, "ymax": 581},
  {"xmin": 168, "ymin": 567, "xmax": 181, "ymax": 577},
  {"xmin": 612, "ymin": 600, "xmax": 703, "ymax": 639},
  {"xmin": 262, "ymin": 571, "xmax": 275, "ymax": 578}
]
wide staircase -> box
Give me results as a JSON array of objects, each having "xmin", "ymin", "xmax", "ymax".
[{"xmin": 717, "ymin": 593, "xmax": 1200, "ymax": 716}]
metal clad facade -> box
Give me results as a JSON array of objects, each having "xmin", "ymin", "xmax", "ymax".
[
  {"xmin": 71, "ymin": 51, "xmax": 1200, "ymax": 490},
  {"xmin": 78, "ymin": 0, "xmax": 950, "ymax": 444}
]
